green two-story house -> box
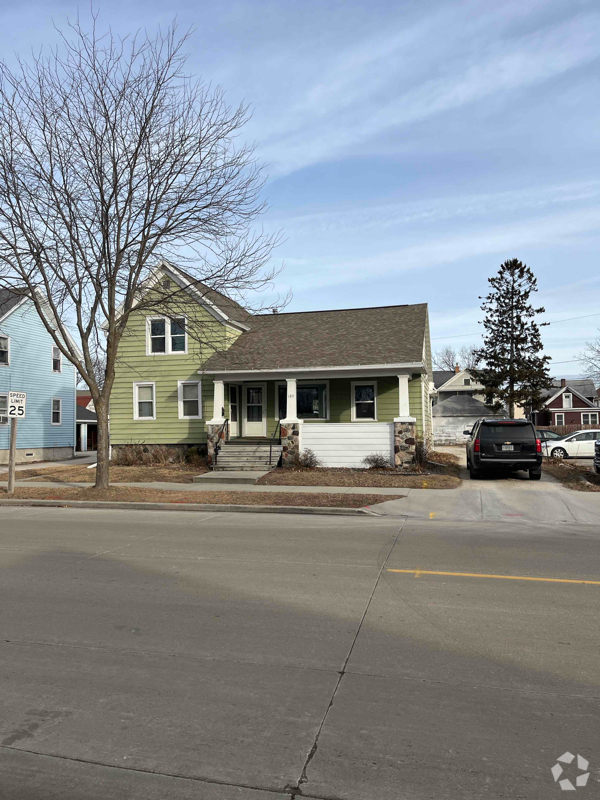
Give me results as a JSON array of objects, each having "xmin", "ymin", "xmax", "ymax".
[{"xmin": 110, "ymin": 262, "xmax": 433, "ymax": 468}]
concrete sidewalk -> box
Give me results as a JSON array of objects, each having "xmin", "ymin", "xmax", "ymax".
[{"xmin": 3, "ymin": 473, "xmax": 600, "ymax": 523}]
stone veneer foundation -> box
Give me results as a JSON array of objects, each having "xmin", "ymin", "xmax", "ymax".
[
  {"xmin": 280, "ymin": 421, "xmax": 301, "ymax": 467},
  {"xmin": 394, "ymin": 421, "xmax": 417, "ymax": 467}
]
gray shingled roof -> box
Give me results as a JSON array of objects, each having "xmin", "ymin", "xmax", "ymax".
[
  {"xmin": 541, "ymin": 379, "xmax": 598, "ymax": 402},
  {"xmin": 432, "ymin": 395, "xmax": 500, "ymax": 417},
  {"xmin": 202, "ymin": 303, "xmax": 429, "ymax": 371},
  {"xmin": 433, "ymin": 370, "xmax": 455, "ymax": 389},
  {"xmin": 0, "ymin": 288, "xmax": 28, "ymax": 319},
  {"xmin": 76, "ymin": 405, "xmax": 97, "ymax": 422}
]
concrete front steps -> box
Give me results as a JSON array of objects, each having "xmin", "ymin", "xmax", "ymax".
[{"xmin": 212, "ymin": 438, "xmax": 283, "ymax": 472}]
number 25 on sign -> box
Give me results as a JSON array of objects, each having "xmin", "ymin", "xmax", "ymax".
[{"xmin": 7, "ymin": 391, "xmax": 26, "ymax": 497}]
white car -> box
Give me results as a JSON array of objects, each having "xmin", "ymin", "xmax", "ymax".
[{"xmin": 547, "ymin": 430, "xmax": 600, "ymax": 459}]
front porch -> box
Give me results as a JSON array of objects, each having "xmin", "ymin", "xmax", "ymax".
[{"xmin": 204, "ymin": 370, "xmax": 428, "ymax": 469}]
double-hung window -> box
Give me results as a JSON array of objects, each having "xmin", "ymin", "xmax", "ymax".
[
  {"xmin": 52, "ymin": 346, "xmax": 62, "ymax": 373},
  {"xmin": 178, "ymin": 381, "xmax": 201, "ymax": 419},
  {"xmin": 352, "ymin": 382, "xmax": 377, "ymax": 420},
  {"xmin": 0, "ymin": 394, "xmax": 7, "ymax": 424},
  {"xmin": 134, "ymin": 382, "xmax": 156, "ymax": 420},
  {"xmin": 147, "ymin": 317, "xmax": 187, "ymax": 355},
  {"xmin": 0, "ymin": 335, "xmax": 9, "ymax": 366},
  {"xmin": 555, "ymin": 413, "xmax": 565, "ymax": 426},
  {"xmin": 582, "ymin": 412, "xmax": 599, "ymax": 426},
  {"xmin": 51, "ymin": 398, "xmax": 62, "ymax": 425}
]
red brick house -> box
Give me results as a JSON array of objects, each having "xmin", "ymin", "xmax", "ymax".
[{"xmin": 533, "ymin": 379, "xmax": 599, "ymax": 427}]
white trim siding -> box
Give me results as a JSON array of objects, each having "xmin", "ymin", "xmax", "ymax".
[{"xmin": 302, "ymin": 423, "xmax": 393, "ymax": 467}]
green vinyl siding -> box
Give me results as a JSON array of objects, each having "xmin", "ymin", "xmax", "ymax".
[{"xmin": 110, "ymin": 300, "xmax": 241, "ymax": 446}]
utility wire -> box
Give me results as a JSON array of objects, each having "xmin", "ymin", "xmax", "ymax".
[{"xmin": 432, "ymin": 311, "xmax": 600, "ymax": 341}]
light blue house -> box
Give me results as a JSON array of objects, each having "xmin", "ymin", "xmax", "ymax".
[{"xmin": 0, "ymin": 288, "xmax": 79, "ymax": 464}]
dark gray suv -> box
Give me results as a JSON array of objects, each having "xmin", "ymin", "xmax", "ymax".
[{"xmin": 464, "ymin": 418, "xmax": 543, "ymax": 480}]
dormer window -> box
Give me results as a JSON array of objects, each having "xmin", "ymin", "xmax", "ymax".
[{"xmin": 563, "ymin": 393, "xmax": 572, "ymax": 409}]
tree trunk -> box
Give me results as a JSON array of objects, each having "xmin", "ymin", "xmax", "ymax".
[{"xmin": 95, "ymin": 404, "xmax": 110, "ymax": 490}]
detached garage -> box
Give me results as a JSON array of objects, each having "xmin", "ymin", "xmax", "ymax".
[
  {"xmin": 301, "ymin": 422, "xmax": 394, "ymax": 468},
  {"xmin": 432, "ymin": 395, "xmax": 501, "ymax": 445}
]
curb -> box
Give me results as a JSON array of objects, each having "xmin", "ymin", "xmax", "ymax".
[{"xmin": 0, "ymin": 498, "xmax": 379, "ymax": 516}]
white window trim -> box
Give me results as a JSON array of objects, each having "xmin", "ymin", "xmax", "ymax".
[
  {"xmin": 275, "ymin": 379, "xmax": 330, "ymax": 421},
  {"xmin": 582, "ymin": 412, "xmax": 599, "ymax": 425},
  {"xmin": 52, "ymin": 345, "xmax": 62, "ymax": 373},
  {"xmin": 0, "ymin": 334, "xmax": 9, "ymax": 367},
  {"xmin": 351, "ymin": 380, "xmax": 378, "ymax": 422},
  {"xmin": 178, "ymin": 380, "xmax": 202, "ymax": 419},
  {"xmin": 555, "ymin": 413, "xmax": 565, "ymax": 426},
  {"xmin": 563, "ymin": 393, "xmax": 573, "ymax": 409},
  {"xmin": 145, "ymin": 316, "xmax": 188, "ymax": 356},
  {"xmin": 51, "ymin": 397, "xmax": 62, "ymax": 426},
  {"xmin": 0, "ymin": 392, "xmax": 7, "ymax": 425},
  {"xmin": 133, "ymin": 381, "xmax": 156, "ymax": 421}
]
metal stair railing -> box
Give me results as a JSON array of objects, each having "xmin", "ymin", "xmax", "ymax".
[{"xmin": 269, "ymin": 421, "xmax": 281, "ymax": 466}]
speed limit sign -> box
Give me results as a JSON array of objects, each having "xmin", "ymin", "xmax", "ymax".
[{"xmin": 8, "ymin": 391, "xmax": 26, "ymax": 419}]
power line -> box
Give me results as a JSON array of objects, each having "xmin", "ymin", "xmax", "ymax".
[{"xmin": 432, "ymin": 311, "xmax": 600, "ymax": 341}]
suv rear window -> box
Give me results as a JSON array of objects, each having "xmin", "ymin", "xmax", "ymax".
[{"xmin": 479, "ymin": 422, "xmax": 536, "ymax": 440}]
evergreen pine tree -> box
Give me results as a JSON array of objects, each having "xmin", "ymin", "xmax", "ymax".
[{"xmin": 471, "ymin": 259, "xmax": 552, "ymax": 417}]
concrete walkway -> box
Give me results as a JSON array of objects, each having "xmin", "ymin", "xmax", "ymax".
[{"xmin": 3, "ymin": 468, "xmax": 600, "ymax": 523}]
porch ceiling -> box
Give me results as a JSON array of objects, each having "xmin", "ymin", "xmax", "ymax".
[{"xmin": 200, "ymin": 362, "xmax": 426, "ymax": 382}]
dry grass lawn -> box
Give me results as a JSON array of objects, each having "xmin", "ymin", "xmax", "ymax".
[
  {"xmin": 258, "ymin": 468, "xmax": 460, "ymax": 489},
  {"xmin": 544, "ymin": 461, "xmax": 600, "ymax": 492},
  {"xmin": 14, "ymin": 463, "xmax": 206, "ymax": 484},
  {"xmin": 0, "ymin": 486, "xmax": 402, "ymax": 508}
]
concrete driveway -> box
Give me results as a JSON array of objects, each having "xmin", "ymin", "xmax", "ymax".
[{"xmin": 0, "ymin": 507, "xmax": 599, "ymax": 799}]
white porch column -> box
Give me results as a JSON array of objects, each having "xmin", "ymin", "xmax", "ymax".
[
  {"xmin": 281, "ymin": 377, "xmax": 300, "ymax": 423},
  {"xmin": 395, "ymin": 374, "xmax": 416, "ymax": 422},
  {"xmin": 80, "ymin": 423, "xmax": 88, "ymax": 452},
  {"xmin": 209, "ymin": 379, "xmax": 226, "ymax": 423}
]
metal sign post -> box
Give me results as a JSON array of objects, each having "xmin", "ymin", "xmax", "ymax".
[{"xmin": 7, "ymin": 391, "xmax": 26, "ymax": 497}]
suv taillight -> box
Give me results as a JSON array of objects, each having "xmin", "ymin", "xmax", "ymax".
[
  {"xmin": 536, "ymin": 438, "xmax": 542, "ymax": 453},
  {"xmin": 474, "ymin": 439, "xmax": 480, "ymax": 452}
]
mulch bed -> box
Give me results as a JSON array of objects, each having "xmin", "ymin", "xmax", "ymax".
[
  {"xmin": 257, "ymin": 468, "xmax": 460, "ymax": 489},
  {"xmin": 0, "ymin": 486, "xmax": 403, "ymax": 508},
  {"xmin": 544, "ymin": 461, "xmax": 600, "ymax": 492},
  {"xmin": 14, "ymin": 464, "xmax": 207, "ymax": 484}
]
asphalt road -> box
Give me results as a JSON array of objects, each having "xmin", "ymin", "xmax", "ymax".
[{"xmin": 1, "ymin": 507, "xmax": 599, "ymax": 799}]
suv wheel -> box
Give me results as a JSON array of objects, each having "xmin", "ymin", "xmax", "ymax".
[{"xmin": 551, "ymin": 447, "xmax": 568, "ymax": 459}]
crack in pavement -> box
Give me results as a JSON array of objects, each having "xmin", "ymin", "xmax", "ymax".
[{"xmin": 287, "ymin": 518, "xmax": 406, "ymax": 798}]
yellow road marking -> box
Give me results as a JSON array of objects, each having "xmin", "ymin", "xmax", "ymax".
[{"xmin": 386, "ymin": 569, "xmax": 600, "ymax": 585}]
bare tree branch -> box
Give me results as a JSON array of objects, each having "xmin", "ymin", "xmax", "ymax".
[{"xmin": 0, "ymin": 16, "xmax": 281, "ymax": 488}]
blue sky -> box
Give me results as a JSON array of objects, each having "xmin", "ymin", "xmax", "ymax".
[{"xmin": 2, "ymin": 0, "xmax": 599, "ymax": 374}]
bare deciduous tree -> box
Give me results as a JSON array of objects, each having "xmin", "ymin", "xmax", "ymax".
[
  {"xmin": 0, "ymin": 17, "xmax": 280, "ymax": 488},
  {"xmin": 433, "ymin": 344, "xmax": 479, "ymax": 372},
  {"xmin": 578, "ymin": 331, "xmax": 600, "ymax": 385}
]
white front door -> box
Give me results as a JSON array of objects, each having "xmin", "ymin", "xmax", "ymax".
[
  {"xmin": 229, "ymin": 384, "xmax": 240, "ymax": 437},
  {"xmin": 243, "ymin": 384, "xmax": 266, "ymax": 437}
]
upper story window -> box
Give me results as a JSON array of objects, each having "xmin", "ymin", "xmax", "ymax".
[
  {"xmin": 0, "ymin": 335, "xmax": 9, "ymax": 366},
  {"xmin": 52, "ymin": 346, "xmax": 62, "ymax": 373},
  {"xmin": 563, "ymin": 393, "xmax": 572, "ymax": 409},
  {"xmin": 463, "ymin": 378, "xmax": 471, "ymax": 386},
  {"xmin": 147, "ymin": 317, "xmax": 187, "ymax": 355},
  {"xmin": 0, "ymin": 394, "xmax": 7, "ymax": 424},
  {"xmin": 352, "ymin": 382, "xmax": 377, "ymax": 421}
]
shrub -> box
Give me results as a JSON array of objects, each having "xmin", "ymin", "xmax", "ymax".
[
  {"xmin": 185, "ymin": 446, "xmax": 208, "ymax": 469},
  {"xmin": 292, "ymin": 448, "xmax": 323, "ymax": 469},
  {"xmin": 362, "ymin": 452, "xmax": 394, "ymax": 470},
  {"xmin": 112, "ymin": 443, "xmax": 184, "ymax": 466},
  {"xmin": 413, "ymin": 436, "xmax": 430, "ymax": 468}
]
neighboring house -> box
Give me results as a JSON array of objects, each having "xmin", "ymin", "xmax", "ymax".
[
  {"xmin": 533, "ymin": 379, "xmax": 600, "ymax": 427},
  {"xmin": 432, "ymin": 395, "xmax": 503, "ymax": 445},
  {"xmin": 109, "ymin": 262, "xmax": 433, "ymax": 468},
  {"xmin": 432, "ymin": 367, "xmax": 485, "ymax": 406},
  {"xmin": 0, "ymin": 288, "xmax": 78, "ymax": 464},
  {"xmin": 76, "ymin": 391, "xmax": 98, "ymax": 452}
]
